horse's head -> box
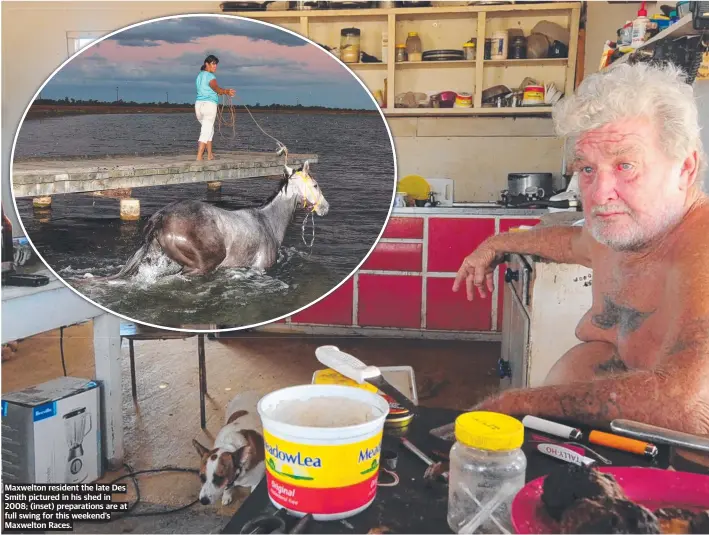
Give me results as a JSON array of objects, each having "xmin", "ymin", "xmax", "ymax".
[{"xmin": 284, "ymin": 160, "xmax": 329, "ymax": 216}]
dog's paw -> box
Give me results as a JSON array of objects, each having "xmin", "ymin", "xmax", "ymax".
[{"xmin": 221, "ymin": 491, "xmax": 234, "ymax": 506}]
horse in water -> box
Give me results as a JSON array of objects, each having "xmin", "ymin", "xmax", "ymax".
[{"xmin": 106, "ymin": 160, "xmax": 329, "ymax": 278}]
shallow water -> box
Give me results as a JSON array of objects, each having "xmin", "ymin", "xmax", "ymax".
[{"xmin": 14, "ymin": 111, "xmax": 395, "ymax": 328}]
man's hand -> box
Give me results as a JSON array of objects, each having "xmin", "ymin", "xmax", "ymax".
[
  {"xmin": 227, "ymin": 89, "xmax": 236, "ymax": 97},
  {"xmin": 452, "ymin": 238, "xmax": 504, "ymax": 301}
]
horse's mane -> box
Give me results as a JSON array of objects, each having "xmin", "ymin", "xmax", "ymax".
[{"xmin": 259, "ymin": 174, "xmax": 290, "ymax": 207}]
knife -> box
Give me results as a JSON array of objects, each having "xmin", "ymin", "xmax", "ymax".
[
  {"xmin": 610, "ymin": 419, "xmax": 709, "ymax": 453},
  {"xmin": 314, "ymin": 345, "xmax": 418, "ymax": 415}
]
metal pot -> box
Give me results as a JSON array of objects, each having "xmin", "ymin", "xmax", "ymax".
[{"xmin": 507, "ymin": 172, "xmax": 554, "ymax": 198}]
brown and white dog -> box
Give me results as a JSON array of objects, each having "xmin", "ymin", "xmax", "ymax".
[{"xmin": 193, "ymin": 391, "xmax": 265, "ymax": 506}]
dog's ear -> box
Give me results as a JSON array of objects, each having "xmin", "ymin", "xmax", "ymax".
[
  {"xmin": 303, "ymin": 160, "xmax": 310, "ymax": 174},
  {"xmin": 235, "ymin": 430, "xmax": 265, "ymax": 471},
  {"xmin": 193, "ymin": 439, "xmax": 209, "ymax": 458}
]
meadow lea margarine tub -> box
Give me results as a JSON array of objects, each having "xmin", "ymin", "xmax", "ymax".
[{"xmin": 257, "ymin": 384, "xmax": 390, "ymax": 520}]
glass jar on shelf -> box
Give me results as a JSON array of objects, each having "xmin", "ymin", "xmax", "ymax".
[
  {"xmin": 340, "ymin": 27, "xmax": 361, "ymax": 64},
  {"xmin": 463, "ymin": 41, "xmax": 476, "ymax": 60},
  {"xmin": 406, "ymin": 32, "xmax": 422, "ymax": 62},
  {"xmin": 395, "ymin": 44, "xmax": 407, "ymax": 62}
]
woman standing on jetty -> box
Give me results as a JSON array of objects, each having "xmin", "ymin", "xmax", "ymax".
[{"xmin": 195, "ymin": 55, "xmax": 235, "ymax": 161}]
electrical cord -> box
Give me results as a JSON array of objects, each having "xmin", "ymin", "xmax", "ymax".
[
  {"xmin": 73, "ymin": 463, "xmax": 201, "ymax": 521},
  {"xmin": 60, "ymin": 326, "xmax": 67, "ymax": 376}
]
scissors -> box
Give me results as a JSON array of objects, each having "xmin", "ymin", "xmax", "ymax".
[{"xmin": 240, "ymin": 508, "xmax": 313, "ymax": 534}]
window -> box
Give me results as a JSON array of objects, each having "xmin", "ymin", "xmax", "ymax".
[{"xmin": 66, "ymin": 31, "xmax": 106, "ymax": 57}]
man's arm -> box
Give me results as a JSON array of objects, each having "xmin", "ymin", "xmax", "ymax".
[
  {"xmin": 479, "ymin": 272, "xmax": 709, "ymax": 436},
  {"xmin": 492, "ymin": 224, "xmax": 593, "ymax": 266},
  {"xmin": 453, "ymin": 224, "xmax": 594, "ymax": 301}
]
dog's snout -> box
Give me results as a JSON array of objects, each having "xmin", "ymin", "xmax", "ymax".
[{"xmin": 200, "ymin": 496, "xmax": 210, "ymax": 505}]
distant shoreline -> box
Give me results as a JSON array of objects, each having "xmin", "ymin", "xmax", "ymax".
[{"xmin": 26, "ymin": 104, "xmax": 379, "ymax": 120}]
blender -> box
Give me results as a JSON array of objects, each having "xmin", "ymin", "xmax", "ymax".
[{"xmin": 63, "ymin": 407, "xmax": 92, "ymax": 483}]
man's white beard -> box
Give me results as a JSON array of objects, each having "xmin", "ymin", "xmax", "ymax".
[{"xmin": 589, "ymin": 202, "xmax": 685, "ymax": 251}]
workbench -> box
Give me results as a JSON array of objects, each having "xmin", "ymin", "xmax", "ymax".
[
  {"xmin": 1, "ymin": 266, "xmax": 123, "ymax": 469},
  {"xmin": 222, "ymin": 407, "xmax": 678, "ymax": 534}
]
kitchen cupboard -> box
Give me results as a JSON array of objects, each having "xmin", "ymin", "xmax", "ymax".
[{"xmin": 275, "ymin": 208, "xmax": 544, "ymax": 339}]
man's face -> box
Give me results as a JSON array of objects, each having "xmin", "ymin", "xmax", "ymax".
[{"xmin": 573, "ymin": 117, "xmax": 692, "ymax": 251}]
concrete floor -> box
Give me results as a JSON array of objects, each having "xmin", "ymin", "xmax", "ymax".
[{"xmin": 1, "ymin": 321, "xmax": 501, "ymax": 533}]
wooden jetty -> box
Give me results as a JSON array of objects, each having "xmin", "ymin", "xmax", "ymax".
[{"xmin": 12, "ymin": 151, "xmax": 319, "ymax": 198}]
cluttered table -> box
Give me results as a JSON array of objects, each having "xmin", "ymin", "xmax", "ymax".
[{"xmin": 222, "ymin": 406, "xmax": 697, "ymax": 534}]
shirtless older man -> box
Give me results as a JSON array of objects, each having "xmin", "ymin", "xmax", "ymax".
[{"xmin": 454, "ymin": 63, "xmax": 709, "ymax": 436}]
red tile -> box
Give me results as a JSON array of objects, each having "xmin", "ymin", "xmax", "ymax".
[
  {"xmin": 426, "ymin": 277, "xmax": 492, "ymax": 331},
  {"xmin": 290, "ymin": 278, "xmax": 354, "ymax": 326},
  {"xmin": 357, "ymin": 274, "xmax": 422, "ymax": 328},
  {"xmin": 362, "ymin": 242, "xmax": 422, "ymax": 272},
  {"xmin": 428, "ymin": 218, "xmax": 495, "ymax": 273},
  {"xmin": 382, "ymin": 217, "xmax": 424, "ymax": 239}
]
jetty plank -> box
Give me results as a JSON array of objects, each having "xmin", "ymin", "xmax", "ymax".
[{"xmin": 12, "ymin": 151, "xmax": 318, "ymax": 197}]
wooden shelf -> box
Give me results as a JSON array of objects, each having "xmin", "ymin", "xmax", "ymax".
[
  {"xmin": 384, "ymin": 106, "xmax": 554, "ymax": 116},
  {"xmin": 232, "ymin": 2, "xmax": 581, "ymax": 119},
  {"xmin": 396, "ymin": 59, "xmax": 476, "ymax": 67},
  {"xmin": 349, "ymin": 62, "xmax": 387, "ymax": 69},
  {"xmin": 484, "ymin": 58, "xmax": 568, "ymax": 66},
  {"xmin": 604, "ymin": 14, "xmax": 697, "ymax": 70},
  {"xmin": 228, "ymin": 3, "xmax": 581, "ymax": 19}
]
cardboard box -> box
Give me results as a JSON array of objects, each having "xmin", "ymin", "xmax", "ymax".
[{"xmin": 2, "ymin": 377, "xmax": 102, "ymax": 484}]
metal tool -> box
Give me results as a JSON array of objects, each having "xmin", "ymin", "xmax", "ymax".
[
  {"xmin": 315, "ymin": 346, "xmax": 418, "ymax": 414},
  {"xmin": 400, "ymin": 438, "xmax": 509, "ymax": 534},
  {"xmin": 611, "ymin": 419, "xmax": 709, "ymax": 454},
  {"xmin": 400, "ymin": 437, "xmax": 448, "ymax": 481}
]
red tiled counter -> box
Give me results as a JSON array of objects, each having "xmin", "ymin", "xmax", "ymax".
[{"xmin": 282, "ymin": 207, "xmax": 545, "ymax": 338}]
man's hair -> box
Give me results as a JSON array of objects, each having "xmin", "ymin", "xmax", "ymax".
[{"xmin": 553, "ymin": 62, "xmax": 705, "ymax": 178}]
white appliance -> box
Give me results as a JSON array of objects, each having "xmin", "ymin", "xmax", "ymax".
[
  {"xmin": 64, "ymin": 407, "xmax": 93, "ymax": 483},
  {"xmin": 2, "ymin": 377, "xmax": 102, "ymax": 484},
  {"xmin": 425, "ymin": 178, "xmax": 454, "ymax": 206},
  {"xmin": 500, "ymin": 253, "xmax": 593, "ymax": 389}
]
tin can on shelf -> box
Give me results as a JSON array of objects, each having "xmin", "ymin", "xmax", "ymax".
[
  {"xmin": 491, "ymin": 30, "xmax": 508, "ymax": 60},
  {"xmin": 522, "ymin": 85, "xmax": 545, "ymax": 106},
  {"xmin": 509, "ymin": 35, "xmax": 527, "ymax": 59}
]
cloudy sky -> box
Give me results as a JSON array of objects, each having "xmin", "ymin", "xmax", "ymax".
[{"xmin": 41, "ymin": 16, "xmax": 376, "ymax": 109}]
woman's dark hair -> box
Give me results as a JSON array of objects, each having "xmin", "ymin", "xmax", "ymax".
[{"xmin": 200, "ymin": 55, "xmax": 219, "ymax": 71}]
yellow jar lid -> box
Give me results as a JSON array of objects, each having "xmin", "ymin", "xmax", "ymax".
[
  {"xmin": 455, "ymin": 411, "xmax": 524, "ymax": 451},
  {"xmin": 408, "ymin": 32, "xmax": 419, "ymax": 37},
  {"xmin": 396, "ymin": 44, "xmax": 407, "ymax": 48},
  {"xmin": 463, "ymin": 42, "xmax": 476, "ymax": 47}
]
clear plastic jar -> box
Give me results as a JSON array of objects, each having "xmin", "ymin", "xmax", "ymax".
[
  {"xmin": 406, "ymin": 32, "xmax": 422, "ymax": 62},
  {"xmin": 340, "ymin": 27, "xmax": 361, "ymax": 64},
  {"xmin": 447, "ymin": 412, "xmax": 527, "ymax": 534}
]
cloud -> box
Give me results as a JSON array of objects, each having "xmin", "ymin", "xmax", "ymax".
[{"xmin": 111, "ymin": 17, "xmax": 306, "ymax": 48}]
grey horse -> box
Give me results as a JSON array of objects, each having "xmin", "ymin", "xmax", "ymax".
[{"xmin": 107, "ymin": 160, "xmax": 329, "ymax": 278}]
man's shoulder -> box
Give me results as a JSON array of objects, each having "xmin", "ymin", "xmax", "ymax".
[{"xmin": 672, "ymin": 200, "xmax": 709, "ymax": 261}]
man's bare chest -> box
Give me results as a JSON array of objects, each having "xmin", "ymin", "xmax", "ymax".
[{"xmin": 577, "ymin": 264, "xmax": 671, "ymax": 369}]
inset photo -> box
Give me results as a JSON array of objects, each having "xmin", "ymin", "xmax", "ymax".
[{"xmin": 11, "ymin": 14, "xmax": 396, "ymax": 331}]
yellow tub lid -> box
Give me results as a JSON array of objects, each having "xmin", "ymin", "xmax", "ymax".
[{"xmin": 312, "ymin": 368, "xmax": 378, "ymax": 393}]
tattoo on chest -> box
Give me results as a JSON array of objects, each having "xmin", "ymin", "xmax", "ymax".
[
  {"xmin": 595, "ymin": 353, "xmax": 629, "ymax": 374},
  {"xmin": 591, "ymin": 296, "xmax": 654, "ymax": 337}
]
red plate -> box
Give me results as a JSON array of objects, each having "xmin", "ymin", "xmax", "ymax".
[{"xmin": 511, "ymin": 467, "xmax": 709, "ymax": 534}]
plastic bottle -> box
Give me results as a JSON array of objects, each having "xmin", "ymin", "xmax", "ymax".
[
  {"xmin": 447, "ymin": 412, "xmax": 527, "ymax": 534},
  {"xmin": 631, "ymin": 1, "xmax": 650, "ymax": 48}
]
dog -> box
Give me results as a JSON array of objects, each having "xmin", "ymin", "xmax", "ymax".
[{"xmin": 193, "ymin": 391, "xmax": 265, "ymax": 506}]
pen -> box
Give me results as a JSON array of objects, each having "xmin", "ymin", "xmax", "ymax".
[
  {"xmin": 588, "ymin": 430, "xmax": 658, "ymax": 458},
  {"xmin": 522, "ymin": 415, "xmax": 583, "ymax": 441}
]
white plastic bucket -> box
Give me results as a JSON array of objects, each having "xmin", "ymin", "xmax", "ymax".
[{"xmin": 257, "ymin": 384, "xmax": 390, "ymax": 521}]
